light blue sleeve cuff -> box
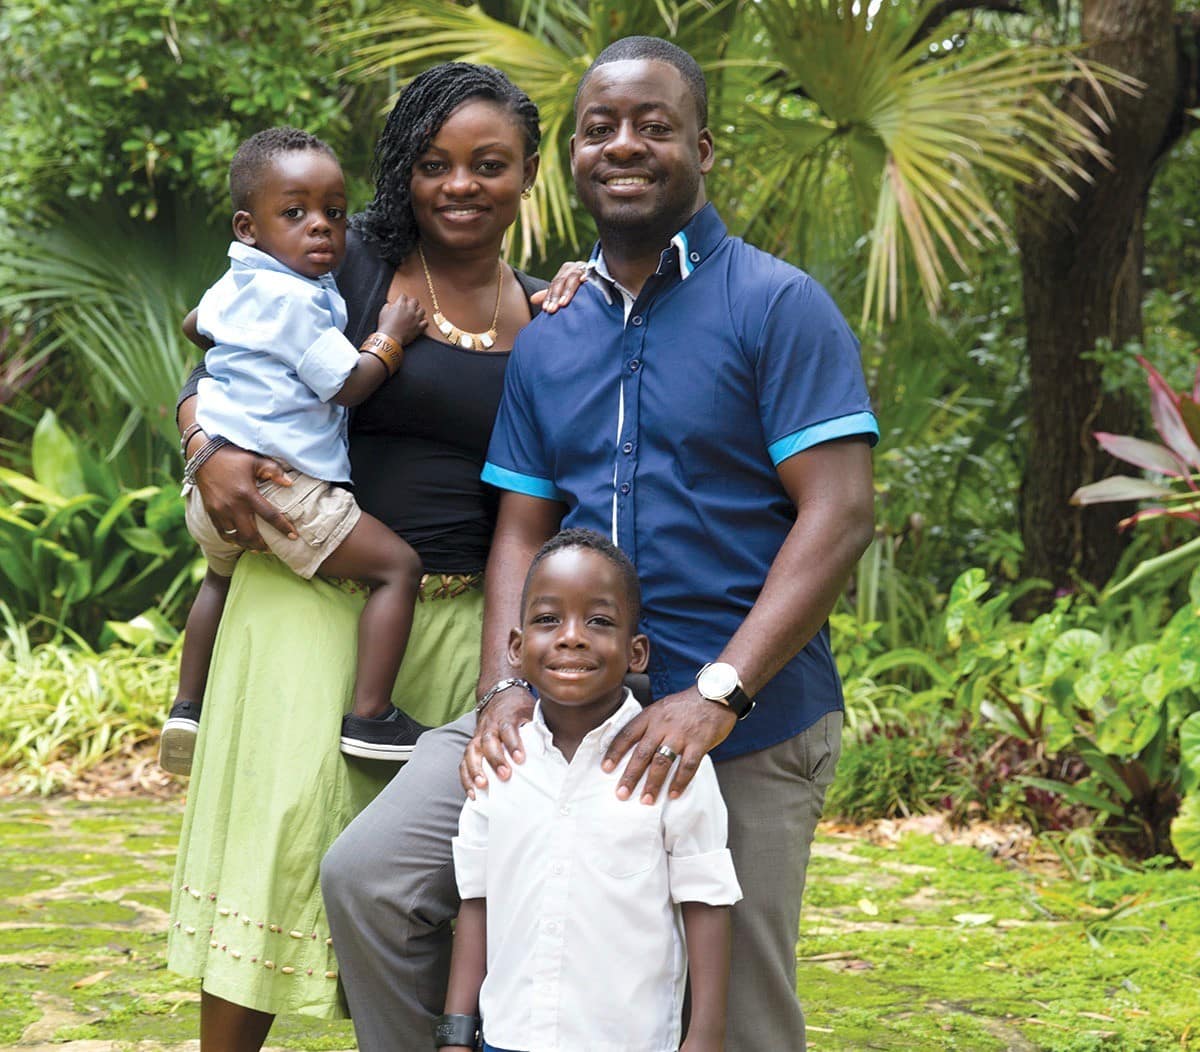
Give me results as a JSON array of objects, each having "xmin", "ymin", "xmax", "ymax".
[
  {"xmin": 768, "ymin": 410, "xmax": 880, "ymax": 464},
  {"xmin": 295, "ymin": 327, "xmax": 360, "ymax": 403},
  {"xmin": 481, "ymin": 462, "xmax": 566, "ymax": 502},
  {"xmin": 668, "ymin": 848, "xmax": 743, "ymax": 906}
]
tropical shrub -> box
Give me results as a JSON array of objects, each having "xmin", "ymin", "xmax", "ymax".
[
  {"xmin": 846, "ymin": 568, "xmax": 1200, "ymax": 862},
  {"xmin": 0, "ymin": 411, "xmax": 196, "ymax": 644},
  {"xmin": 1072, "ymin": 353, "xmax": 1200, "ymax": 595}
]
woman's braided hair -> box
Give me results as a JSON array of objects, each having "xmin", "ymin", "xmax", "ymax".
[{"xmin": 351, "ymin": 62, "xmax": 541, "ymax": 267}]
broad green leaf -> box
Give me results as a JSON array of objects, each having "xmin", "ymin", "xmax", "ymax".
[
  {"xmin": 1170, "ymin": 793, "xmax": 1200, "ymax": 865},
  {"xmin": 0, "ymin": 468, "xmax": 67, "ymax": 508},
  {"xmin": 1179, "ymin": 712, "xmax": 1200, "ymax": 794},
  {"xmin": 1043, "ymin": 629, "xmax": 1103, "ymax": 681},
  {"xmin": 115, "ymin": 527, "xmax": 172, "ymax": 558},
  {"xmin": 31, "ymin": 410, "xmax": 86, "ymax": 498}
]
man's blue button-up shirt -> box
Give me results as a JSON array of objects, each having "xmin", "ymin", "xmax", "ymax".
[{"xmin": 483, "ymin": 205, "xmax": 878, "ymax": 760}]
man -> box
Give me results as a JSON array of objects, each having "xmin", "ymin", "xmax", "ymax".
[{"xmin": 323, "ymin": 36, "xmax": 876, "ymax": 1051}]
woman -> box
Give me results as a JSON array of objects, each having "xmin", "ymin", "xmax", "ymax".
[{"xmin": 168, "ymin": 63, "xmax": 580, "ymax": 1050}]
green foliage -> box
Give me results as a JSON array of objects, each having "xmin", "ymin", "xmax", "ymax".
[
  {"xmin": 0, "ymin": 203, "xmax": 227, "ymax": 464},
  {"xmin": 824, "ymin": 724, "xmax": 956, "ymax": 822},
  {"xmin": 840, "ymin": 566, "xmax": 1200, "ymax": 861},
  {"xmin": 0, "ymin": 411, "xmax": 196, "ymax": 645},
  {"xmin": 0, "ymin": 617, "xmax": 179, "ymax": 795},
  {"xmin": 0, "ymin": 0, "xmax": 387, "ymax": 231}
]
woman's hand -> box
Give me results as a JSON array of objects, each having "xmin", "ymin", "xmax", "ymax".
[
  {"xmin": 530, "ymin": 261, "xmax": 589, "ymax": 314},
  {"xmin": 459, "ymin": 684, "xmax": 535, "ymax": 797},
  {"xmin": 195, "ymin": 444, "xmax": 297, "ymax": 550}
]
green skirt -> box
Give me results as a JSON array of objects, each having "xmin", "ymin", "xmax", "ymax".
[{"xmin": 166, "ymin": 554, "xmax": 483, "ymax": 1018}]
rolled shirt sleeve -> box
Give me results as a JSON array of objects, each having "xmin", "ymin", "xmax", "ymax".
[
  {"xmin": 662, "ymin": 757, "xmax": 742, "ymax": 906},
  {"xmin": 452, "ymin": 787, "xmax": 490, "ymax": 901},
  {"xmin": 482, "ymin": 331, "xmax": 566, "ymax": 501},
  {"xmin": 755, "ymin": 274, "xmax": 879, "ymax": 465},
  {"xmin": 295, "ymin": 325, "xmax": 359, "ymax": 402}
]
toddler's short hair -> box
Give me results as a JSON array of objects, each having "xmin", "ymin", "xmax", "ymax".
[
  {"xmin": 229, "ymin": 126, "xmax": 338, "ymax": 212},
  {"xmin": 522, "ymin": 528, "xmax": 641, "ymax": 624}
]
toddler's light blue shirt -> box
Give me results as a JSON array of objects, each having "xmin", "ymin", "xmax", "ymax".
[{"xmin": 195, "ymin": 242, "xmax": 360, "ymax": 483}]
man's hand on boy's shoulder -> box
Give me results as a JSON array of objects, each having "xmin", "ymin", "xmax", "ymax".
[
  {"xmin": 460, "ymin": 683, "xmax": 536, "ymax": 799},
  {"xmin": 602, "ymin": 687, "xmax": 735, "ymax": 805}
]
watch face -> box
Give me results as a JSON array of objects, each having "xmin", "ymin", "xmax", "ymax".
[{"xmin": 699, "ymin": 662, "xmax": 739, "ymax": 699}]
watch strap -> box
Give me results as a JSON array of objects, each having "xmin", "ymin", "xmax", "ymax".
[
  {"xmin": 720, "ymin": 682, "xmax": 755, "ymax": 720},
  {"xmin": 432, "ymin": 1013, "xmax": 480, "ymax": 1047}
]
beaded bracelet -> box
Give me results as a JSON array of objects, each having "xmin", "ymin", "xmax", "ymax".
[
  {"xmin": 182, "ymin": 435, "xmax": 229, "ymax": 486},
  {"xmin": 361, "ymin": 331, "xmax": 404, "ymax": 376}
]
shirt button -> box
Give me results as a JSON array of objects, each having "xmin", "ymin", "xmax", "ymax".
[
  {"xmin": 631, "ymin": 315, "xmax": 643, "ymax": 326},
  {"xmin": 545, "ymin": 921, "xmax": 559, "ymax": 934},
  {"xmin": 558, "ymin": 804, "xmax": 570, "ymax": 816},
  {"xmin": 620, "ymin": 483, "xmax": 630, "ymax": 495},
  {"xmin": 552, "ymin": 862, "xmax": 565, "ymax": 875},
  {"xmin": 622, "ymin": 442, "xmax": 633, "ymax": 454},
  {"xmin": 629, "ymin": 359, "xmax": 640, "ymax": 372},
  {"xmin": 690, "ymin": 251, "xmax": 700, "ymax": 263}
]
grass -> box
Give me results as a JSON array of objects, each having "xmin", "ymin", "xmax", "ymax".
[{"xmin": 0, "ymin": 798, "xmax": 1196, "ymax": 1049}]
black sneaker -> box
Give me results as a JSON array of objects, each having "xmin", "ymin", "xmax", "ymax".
[
  {"xmin": 340, "ymin": 706, "xmax": 428, "ymax": 762},
  {"xmin": 159, "ymin": 699, "xmax": 202, "ymax": 776}
]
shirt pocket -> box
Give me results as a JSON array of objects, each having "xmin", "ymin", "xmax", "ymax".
[{"xmin": 585, "ymin": 800, "xmax": 662, "ymax": 879}]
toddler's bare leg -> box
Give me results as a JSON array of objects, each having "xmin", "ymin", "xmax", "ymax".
[
  {"xmin": 318, "ymin": 514, "xmax": 422, "ymax": 718},
  {"xmin": 176, "ymin": 569, "xmax": 232, "ymax": 705}
]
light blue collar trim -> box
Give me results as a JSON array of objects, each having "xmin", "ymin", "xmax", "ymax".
[{"xmin": 671, "ymin": 230, "xmax": 694, "ymax": 279}]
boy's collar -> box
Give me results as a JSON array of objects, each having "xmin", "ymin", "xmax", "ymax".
[
  {"xmin": 529, "ymin": 689, "xmax": 642, "ymax": 756},
  {"xmin": 226, "ymin": 240, "xmax": 334, "ymax": 286}
]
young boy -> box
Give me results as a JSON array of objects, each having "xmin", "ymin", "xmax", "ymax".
[
  {"xmin": 159, "ymin": 127, "xmax": 428, "ymax": 775},
  {"xmin": 438, "ymin": 528, "xmax": 742, "ymax": 1052}
]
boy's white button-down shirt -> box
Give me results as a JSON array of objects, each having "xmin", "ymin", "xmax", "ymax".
[
  {"xmin": 453, "ymin": 691, "xmax": 742, "ymax": 1052},
  {"xmin": 195, "ymin": 242, "xmax": 360, "ymax": 483}
]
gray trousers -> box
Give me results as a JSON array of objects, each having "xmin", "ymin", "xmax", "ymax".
[{"xmin": 321, "ymin": 709, "xmax": 841, "ymax": 1052}]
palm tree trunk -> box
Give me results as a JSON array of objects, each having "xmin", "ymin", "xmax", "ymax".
[{"xmin": 1015, "ymin": 0, "xmax": 1180, "ymax": 593}]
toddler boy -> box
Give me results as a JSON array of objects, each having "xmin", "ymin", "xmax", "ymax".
[{"xmin": 160, "ymin": 127, "xmax": 428, "ymax": 774}]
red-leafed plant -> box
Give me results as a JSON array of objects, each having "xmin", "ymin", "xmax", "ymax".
[{"xmin": 1071, "ymin": 355, "xmax": 1200, "ymax": 594}]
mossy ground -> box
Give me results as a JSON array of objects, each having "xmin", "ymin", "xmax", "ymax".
[{"xmin": 1, "ymin": 799, "xmax": 1196, "ymax": 1050}]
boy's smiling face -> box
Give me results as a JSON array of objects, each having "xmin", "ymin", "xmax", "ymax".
[
  {"xmin": 233, "ymin": 149, "xmax": 347, "ymax": 279},
  {"xmin": 511, "ymin": 547, "xmax": 648, "ymax": 721}
]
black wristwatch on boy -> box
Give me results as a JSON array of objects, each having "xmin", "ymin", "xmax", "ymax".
[
  {"xmin": 432, "ymin": 1013, "xmax": 480, "ymax": 1047},
  {"xmin": 696, "ymin": 661, "xmax": 755, "ymax": 720}
]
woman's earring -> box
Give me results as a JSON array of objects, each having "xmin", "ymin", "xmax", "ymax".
[{"xmin": 521, "ymin": 187, "xmax": 532, "ymax": 200}]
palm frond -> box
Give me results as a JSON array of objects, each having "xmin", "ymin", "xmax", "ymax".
[
  {"xmin": 0, "ymin": 207, "xmax": 224, "ymax": 453},
  {"xmin": 741, "ymin": 0, "xmax": 1141, "ymax": 324},
  {"xmin": 324, "ymin": 0, "xmax": 733, "ymax": 265}
]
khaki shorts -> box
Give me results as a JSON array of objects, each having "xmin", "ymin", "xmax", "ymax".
[{"xmin": 185, "ymin": 467, "xmax": 362, "ymax": 580}]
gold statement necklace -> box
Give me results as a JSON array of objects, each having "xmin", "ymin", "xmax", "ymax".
[{"xmin": 418, "ymin": 245, "xmax": 503, "ymax": 350}]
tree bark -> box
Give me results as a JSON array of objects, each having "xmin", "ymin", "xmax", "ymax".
[{"xmin": 1015, "ymin": 0, "xmax": 1180, "ymax": 593}]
